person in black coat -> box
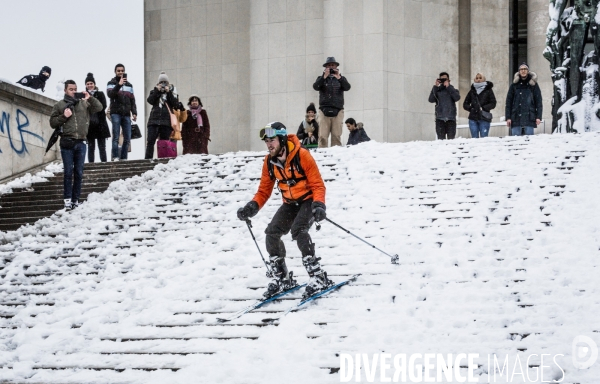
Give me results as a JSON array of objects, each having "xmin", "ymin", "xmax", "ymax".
[
  {"xmin": 345, "ymin": 118, "xmax": 370, "ymax": 145},
  {"xmin": 84, "ymin": 73, "xmax": 111, "ymax": 162},
  {"xmin": 17, "ymin": 66, "xmax": 51, "ymax": 92},
  {"xmin": 297, "ymin": 102, "xmax": 319, "ymax": 146},
  {"xmin": 505, "ymin": 62, "xmax": 543, "ymax": 136},
  {"xmin": 145, "ymin": 71, "xmax": 181, "ymax": 159},
  {"xmin": 462, "ymin": 73, "xmax": 497, "ymax": 138},
  {"xmin": 428, "ymin": 72, "xmax": 461, "ymax": 140}
]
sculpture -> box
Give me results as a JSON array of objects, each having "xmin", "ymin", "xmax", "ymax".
[{"xmin": 545, "ymin": 0, "xmax": 600, "ymax": 132}]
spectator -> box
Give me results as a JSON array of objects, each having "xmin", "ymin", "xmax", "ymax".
[
  {"xmin": 463, "ymin": 73, "xmax": 497, "ymax": 138},
  {"xmin": 296, "ymin": 102, "xmax": 319, "ymax": 146},
  {"xmin": 145, "ymin": 71, "xmax": 186, "ymax": 159},
  {"xmin": 345, "ymin": 118, "xmax": 371, "ymax": 145},
  {"xmin": 428, "ymin": 72, "xmax": 460, "ymax": 140},
  {"xmin": 182, "ymin": 94, "xmax": 210, "ymax": 155},
  {"xmin": 107, "ymin": 63, "xmax": 138, "ymax": 161},
  {"xmin": 17, "ymin": 66, "xmax": 51, "ymax": 92},
  {"xmin": 313, "ymin": 57, "xmax": 351, "ymax": 148},
  {"xmin": 49, "ymin": 80, "xmax": 102, "ymax": 210},
  {"xmin": 505, "ymin": 62, "xmax": 543, "ymax": 136},
  {"xmin": 84, "ymin": 73, "xmax": 111, "ymax": 162}
]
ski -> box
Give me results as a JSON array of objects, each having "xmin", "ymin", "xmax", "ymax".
[
  {"xmin": 216, "ymin": 283, "xmax": 306, "ymax": 323},
  {"xmin": 280, "ymin": 274, "xmax": 361, "ymax": 317}
]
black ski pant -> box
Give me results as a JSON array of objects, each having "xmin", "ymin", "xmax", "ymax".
[
  {"xmin": 265, "ymin": 199, "xmax": 314, "ymax": 258},
  {"xmin": 435, "ymin": 119, "xmax": 456, "ymax": 140}
]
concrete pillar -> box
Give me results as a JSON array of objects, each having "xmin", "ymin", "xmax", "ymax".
[{"xmin": 528, "ymin": 0, "xmax": 553, "ymax": 128}]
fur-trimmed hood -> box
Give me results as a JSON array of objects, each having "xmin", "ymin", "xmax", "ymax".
[
  {"xmin": 357, "ymin": 122, "xmax": 364, "ymax": 129},
  {"xmin": 513, "ymin": 72, "xmax": 537, "ymax": 86}
]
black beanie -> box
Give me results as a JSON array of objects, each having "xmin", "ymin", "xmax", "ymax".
[
  {"xmin": 39, "ymin": 66, "xmax": 51, "ymax": 77},
  {"xmin": 85, "ymin": 73, "xmax": 96, "ymax": 84},
  {"xmin": 306, "ymin": 102, "xmax": 317, "ymax": 114}
]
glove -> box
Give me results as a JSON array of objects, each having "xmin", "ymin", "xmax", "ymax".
[
  {"xmin": 312, "ymin": 201, "xmax": 326, "ymax": 222},
  {"xmin": 237, "ymin": 201, "xmax": 259, "ymax": 221},
  {"xmin": 177, "ymin": 102, "xmax": 185, "ymax": 111}
]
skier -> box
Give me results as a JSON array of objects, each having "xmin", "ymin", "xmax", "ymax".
[
  {"xmin": 237, "ymin": 122, "xmax": 332, "ymax": 299},
  {"xmin": 17, "ymin": 66, "xmax": 52, "ymax": 92}
]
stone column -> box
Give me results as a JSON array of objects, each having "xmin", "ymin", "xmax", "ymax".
[{"xmin": 528, "ymin": 0, "xmax": 553, "ymax": 131}]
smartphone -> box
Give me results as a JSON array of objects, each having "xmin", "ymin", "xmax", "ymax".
[
  {"xmin": 123, "ymin": 73, "xmax": 128, "ymax": 80},
  {"xmin": 74, "ymin": 92, "xmax": 85, "ymax": 100}
]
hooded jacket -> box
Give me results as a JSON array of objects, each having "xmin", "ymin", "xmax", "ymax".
[
  {"xmin": 107, "ymin": 77, "xmax": 138, "ymax": 117},
  {"xmin": 428, "ymin": 84, "xmax": 461, "ymax": 121},
  {"xmin": 463, "ymin": 82, "xmax": 497, "ymax": 121},
  {"xmin": 49, "ymin": 96, "xmax": 103, "ymax": 140},
  {"xmin": 17, "ymin": 66, "xmax": 51, "ymax": 92},
  {"xmin": 313, "ymin": 75, "xmax": 351, "ymax": 110},
  {"xmin": 347, "ymin": 123, "xmax": 371, "ymax": 145},
  {"xmin": 505, "ymin": 72, "xmax": 543, "ymax": 127},
  {"xmin": 252, "ymin": 134, "xmax": 326, "ymax": 208}
]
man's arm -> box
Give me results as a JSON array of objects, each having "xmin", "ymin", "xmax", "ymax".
[
  {"xmin": 448, "ymin": 85, "xmax": 460, "ymax": 102},
  {"xmin": 505, "ymin": 85, "xmax": 514, "ymax": 119},
  {"xmin": 251, "ymin": 157, "xmax": 276, "ymax": 209},
  {"xmin": 534, "ymin": 84, "xmax": 543, "ymax": 119},
  {"xmin": 313, "ymin": 76, "xmax": 325, "ymax": 91},
  {"xmin": 428, "ymin": 86, "xmax": 438, "ymax": 104},
  {"xmin": 106, "ymin": 82, "xmax": 121, "ymax": 99},
  {"xmin": 49, "ymin": 104, "xmax": 68, "ymax": 129},
  {"xmin": 87, "ymin": 96, "xmax": 103, "ymax": 114},
  {"xmin": 301, "ymin": 149, "xmax": 326, "ymax": 204},
  {"xmin": 340, "ymin": 76, "xmax": 351, "ymax": 91},
  {"xmin": 130, "ymin": 84, "xmax": 138, "ymax": 117}
]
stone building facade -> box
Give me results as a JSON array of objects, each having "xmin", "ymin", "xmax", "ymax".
[{"xmin": 144, "ymin": 0, "xmax": 551, "ymax": 153}]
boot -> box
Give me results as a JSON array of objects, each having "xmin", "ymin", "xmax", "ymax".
[
  {"xmin": 263, "ymin": 255, "xmax": 297, "ymax": 298},
  {"xmin": 64, "ymin": 199, "xmax": 73, "ymax": 211},
  {"xmin": 302, "ymin": 254, "xmax": 333, "ymax": 299}
]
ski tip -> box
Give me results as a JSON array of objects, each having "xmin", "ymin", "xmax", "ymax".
[
  {"xmin": 216, "ymin": 318, "xmax": 230, "ymax": 323},
  {"xmin": 261, "ymin": 317, "xmax": 279, "ymax": 324}
]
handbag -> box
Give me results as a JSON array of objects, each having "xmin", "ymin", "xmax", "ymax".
[
  {"xmin": 157, "ymin": 139, "xmax": 177, "ymax": 158},
  {"xmin": 131, "ymin": 124, "xmax": 142, "ymax": 139},
  {"xmin": 166, "ymin": 103, "xmax": 180, "ymax": 132},
  {"xmin": 320, "ymin": 106, "xmax": 340, "ymax": 117},
  {"xmin": 475, "ymin": 92, "xmax": 493, "ymax": 122}
]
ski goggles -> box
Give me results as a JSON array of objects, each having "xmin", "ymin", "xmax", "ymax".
[{"xmin": 259, "ymin": 126, "xmax": 287, "ymax": 140}]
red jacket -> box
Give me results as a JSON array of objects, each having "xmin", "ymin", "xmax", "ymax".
[{"xmin": 252, "ymin": 134, "xmax": 326, "ymax": 208}]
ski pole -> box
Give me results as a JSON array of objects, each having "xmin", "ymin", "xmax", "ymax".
[
  {"xmin": 245, "ymin": 219, "xmax": 273, "ymax": 278},
  {"xmin": 323, "ymin": 218, "xmax": 399, "ymax": 264}
]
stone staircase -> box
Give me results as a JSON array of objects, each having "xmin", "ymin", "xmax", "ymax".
[
  {"xmin": 0, "ymin": 159, "xmax": 170, "ymax": 232},
  {"xmin": 0, "ymin": 134, "xmax": 598, "ymax": 383}
]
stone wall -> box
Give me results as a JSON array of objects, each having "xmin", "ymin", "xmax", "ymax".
[
  {"xmin": 0, "ymin": 80, "xmax": 59, "ymax": 181},
  {"xmin": 144, "ymin": 0, "xmax": 514, "ymax": 154}
]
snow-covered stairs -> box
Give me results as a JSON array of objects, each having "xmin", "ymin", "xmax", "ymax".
[{"xmin": 0, "ymin": 134, "xmax": 598, "ymax": 383}]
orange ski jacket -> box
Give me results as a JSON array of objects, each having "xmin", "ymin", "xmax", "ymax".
[{"xmin": 252, "ymin": 134, "xmax": 326, "ymax": 209}]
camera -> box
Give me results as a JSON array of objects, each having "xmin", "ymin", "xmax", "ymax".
[
  {"xmin": 438, "ymin": 78, "xmax": 447, "ymax": 84},
  {"xmin": 73, "ymin": 92, "xmax": 85, "ymax": 100}
]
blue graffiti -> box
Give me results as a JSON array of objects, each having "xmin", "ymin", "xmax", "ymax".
[{"xmin": 0, "ymin": 108, "xmax": 45, "ymax": 154}]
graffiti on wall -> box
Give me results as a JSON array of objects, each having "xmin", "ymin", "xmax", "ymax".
[{"xmin": 0, "ymin": 108, "xmax": 45, "ymax": 154}]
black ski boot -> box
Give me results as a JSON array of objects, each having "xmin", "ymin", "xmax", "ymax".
[
  {"xmin": 301, "ymin": 254, "xmax": 333, "ymax": 300},
  {"xmin": 264, "ymin": 255, "xmax": 297, "ymax": 298}
]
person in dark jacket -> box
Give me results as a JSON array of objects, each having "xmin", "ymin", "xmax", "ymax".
[
  {"xmin": 428, "ymin": 72, "xmax": 461, "ymax": 140},
  {"xmin": 84, "ymin": 73, "xmax": 111, "ymax": 162},
  {"xmin": 182, "ymin": 94, "xmax": 210, "ymax": 155},
  {"xmin": 313, "ymin": 57, "xmax": 351, "ymax": 148},
  {"xmin": 463, "ymin": 73, "xmax": 497, "ymax": 138},
  {"xmin": 145, "ymin": 71, "xmax": 181, "ymax": 159},
  {"xmin": 296, "ymin": 102, "xmax": 319, "ymax": 146},
  {"xmin": 505, "ymin": 63, "xmax": 543, "ymax": 136},
  {"xmin": 107, "ymin": 63, "xmax": 138, "ymax": 161},
  {"xmin": 49, "ymin": 80, "xmax": 102, "ymax": 210},
  {"xmin": 17, "ymin": 66, "xmax": 51, "ymax": 92},
  {"xmin": 345, "ymin": 118, "xmax": 371, "ymax": 145}
]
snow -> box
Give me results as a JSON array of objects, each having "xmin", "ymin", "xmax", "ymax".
[
  {"xmin": 0, "ymin": 134, "xmax": 599, "ymax": 383},
  {"xmin": 0, "ymin": 162, "xmax": 63, "ymax": 198}
]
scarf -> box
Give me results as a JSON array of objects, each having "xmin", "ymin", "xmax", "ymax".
[
  {"xmin": 302, "ymin": 119, "xmax": 315, "ymax": 133},
  {"xmin": 63, "ymin": 95, "xmax": 79, "ymax": 111},
  {"xmin": 473, "ymin": 82, "xmax": 487, "ymax": 95},
  {"xmin": 189, "ymin": 105, "xmax": 203, "ymax": 127}
]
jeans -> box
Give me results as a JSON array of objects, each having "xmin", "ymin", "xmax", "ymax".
[
  {"xmin": 435, "ymin": 119, "xmax": 456, "ymax": 140},
  {"xmin": 111, "ymin": 114, "xmax": 131, "ymax": 160},
  {"xmin": 61, "ymin": 141, "xmax": 87, "ymax": 202},
  {"xmin": 468, "ymin": 119, "xmax": 491, "ymax": 138},
  {"xmin": 145, "ymin": 124, "xmax": 173, "ymax": 159},
  {"xmin": 88, "ymin": 137, "xmax": 107, "ymax": 163},
  {"xmin": 511, "ymin": 126, "xmax": 535, "ymax": 136}
]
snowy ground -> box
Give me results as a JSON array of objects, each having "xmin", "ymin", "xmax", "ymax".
[
  {"xmin": 0, "ymin": 133, "xmax": 599, "ymax": 383},
  {"xmin": 0, "ymin": 163, "xmax": 63, "ymax": 198}
]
